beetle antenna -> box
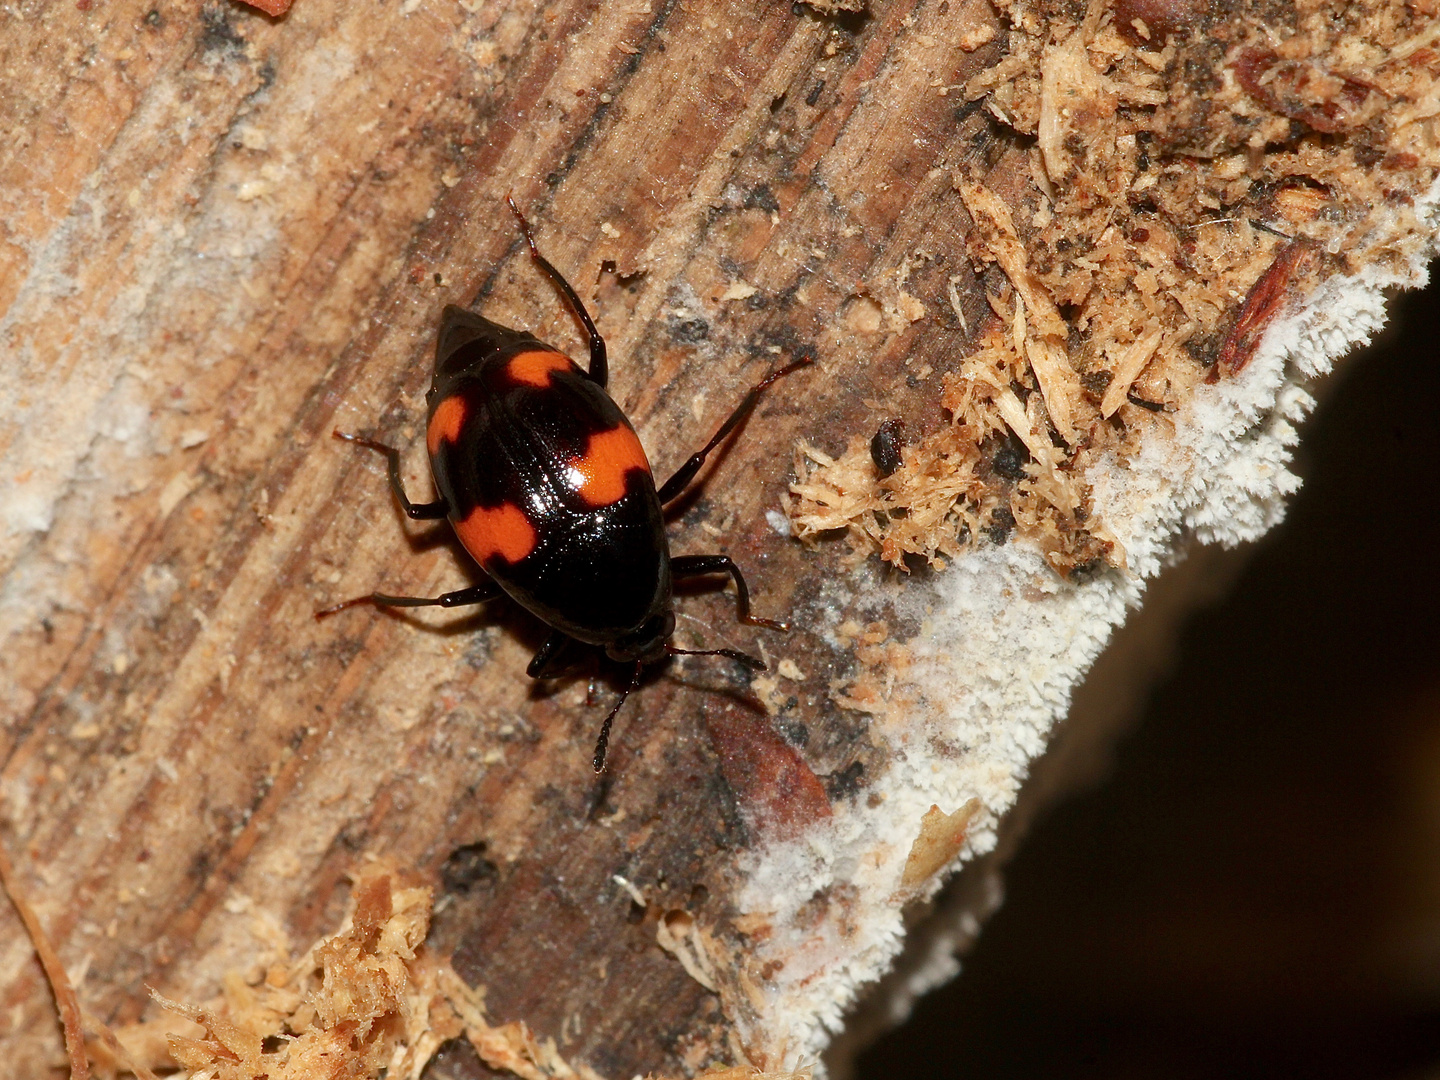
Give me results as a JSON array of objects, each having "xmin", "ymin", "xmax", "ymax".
[
  {"xmin": 665, "ymin": 644, "xmax": 767, "ymax": 670},
  {"xmin": 593, "ymin": 662, "xmax": 642, "ymax": 774}
]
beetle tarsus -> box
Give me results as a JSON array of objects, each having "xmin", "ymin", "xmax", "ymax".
[
  {"xmin": 667, "ymin": 644, "xmax": 766, "ymax": 670},
  {"xmin": 315, "ymin": 582, "xmax": 499, "ymax": 620},
  {"xmin": 656, "ymin": 354, "xmax": 813, "ymax": 505},
  {"xmin": 670, "ymin": 553, "xmax": 789, "ymax": 634},
  {"xmin": 506, "ymin": 196, "xmax": 608, "ymax": 385},
  {"xmin": 333, "ymin": 429, "xmax": 449, "ymax": 519}
]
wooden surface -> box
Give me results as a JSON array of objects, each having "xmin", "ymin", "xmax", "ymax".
[{"xmin": 0, "ymin": 0, "xmax": 1010, "ymax": 1072}]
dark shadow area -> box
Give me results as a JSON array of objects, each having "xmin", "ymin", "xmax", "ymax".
[{"xmin": 858, "ymin": 275, "xmax": 1440, "ymax": 1079}]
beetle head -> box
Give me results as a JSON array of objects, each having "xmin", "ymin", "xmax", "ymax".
[{"xmin": 606, "ymin": 611, "xmax": 675, "ymax": 665}]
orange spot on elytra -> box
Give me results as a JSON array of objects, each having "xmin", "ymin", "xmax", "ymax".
[
  {"xmin": 454, "ymin": 502, "xmax": 538, "ymax": 566},
  {"xmin": 567, "ymin": 425, "xmax": 651, "ymax": 508},
  {"xmin": 427, "ymin": 396, "xmax": 468, "ymax": 454},
  {"xmin": 506, "ymin": 349, "xmax": 573, "ymax": 387}
]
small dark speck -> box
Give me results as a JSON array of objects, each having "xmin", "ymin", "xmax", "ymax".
[
  {"xmin": 778, "ymin": 718, "xmax": 810, "ymax": 747},
  {"xmin": 440, "ymin": 842, "xmax": 498, "ymax": 894},
  {"xmin": 1080, "ymin": 370, "xmax": 1113, "ymax": 398},
  {"xmin": 544, "ymin": 171, "xmax": 561, "ymax": 187},
  {"xmin": 825, "ymin": 760, "xmax": 865, "ymax": 801},
  {"xmin": 769, "ymin": 92, "xmax": 787, "ymax": 113},
  {"xmin": 743, "ymin": 184, "xmax": 780, "ymax": 214},
  {"xmin": 143, "ymin": 7, "xmax": 163, "ymax": 26},
  {"xmin": 985, "ymin": 505, "xmax": 1016, "ymax": 544},
  {"xmin": 831, "ymin": 7, "xmax": 872, "ymax": 33},
  {"xmin": 996, "ymin": 437, "xmax": 1031, "ymax": 480},
  {"xmin": 199, "ymin": 3, "xmax": 246, "ymax": 54},
  {"xmin": 806, "ymin": 80, "xmax": 825, "ymax": 107},
  {"xmin": 433, "ymin": 272, "xmax": 443, "ymax": 286},
  {"xmin": 953, "ymin": 98, "xmax": 985, "ymax": 125},
  {"xmin": 670, "ymin": 317, "xmax": 710, "ymax": 343}
]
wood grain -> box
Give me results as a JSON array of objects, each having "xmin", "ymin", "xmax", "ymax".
[{"xmin": 0, "ymin": 0, "xmax": 1012, "ymax": 1072}]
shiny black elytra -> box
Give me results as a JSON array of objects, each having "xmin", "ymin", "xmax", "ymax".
[{"xmin": 318, "ymin": 198, "xmax": 808, "ymax": 772}]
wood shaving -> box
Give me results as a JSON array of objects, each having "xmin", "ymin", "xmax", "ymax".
[
  {"xmin": 899, "ymin": 799, "xmax": 984, "ymax": 890},
  {"xmin": 147, "ymin": 864, "xmax": 434, "ymax": 1080},
  {"xmin": 789, "ymin": 0, "xmax": 1438, "ymax": 580},
  {"xmin": 0, "ymin": 841, "xmax": 92, "ymax": 1080},
  {"xmin": 98, "ymin": 865, "xmax": 613, "ymax": 1080},
  {"xmin": 656, "ymin": 909, "xmax": 721, "ymax": 993},
  {"xmin": 92, "ymin": 863, "xmax": 797, "ymax": 1080},
  {"xmin": 236, "ymin": 0, "xmax": 293, "ymax": 15},
  {"xmin": 1101, "ymin": 326, "xmax": 1165, "ymax": 417}
]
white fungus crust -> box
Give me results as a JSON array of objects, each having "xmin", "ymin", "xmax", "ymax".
[{"xmin": 735, "ymin": 179, "xmax": 1440, "ymax": 1070}]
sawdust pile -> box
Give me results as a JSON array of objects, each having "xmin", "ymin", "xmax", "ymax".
[
  {"xmin": 790, "ymin": 0, "xmax": 1439, "ymax": 577},
  {"xmin": 82, "ymin": 864, "xmax": 808, "ymax": 1080},
  {"xmin": 90, "ymin": 865, "xmax": 600, "ymax": 1080}
]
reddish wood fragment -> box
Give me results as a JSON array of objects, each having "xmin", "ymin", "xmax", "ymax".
[
  {"xmin": 350, "ymin": 873, "xmax": 393, "ymax": 953},
  {"xmin": 1210, "ymin": 239, "xmax": 1320, "ymax": 381},
  {"xmin": 237, "ymin": 0, "xmax": 293, "ymax": 16},
  {"xmin": 1234, "ymin": 48, "xmax": 1372, "ymax": 134},
  {"xmin": 1112, "ymin": 0, "xmax": 1206, "ymax": 45},
  {"xmin": 705, "ymin": 706, "xmax": 832, "ymax": 838}
]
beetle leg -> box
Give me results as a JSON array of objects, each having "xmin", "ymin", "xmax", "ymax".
[
  {"xmin": 314, "ymin": 581, "xmax": 500, "ymax": 620},
  {"xmin": 655, "ymin": 355, "xmax": 813, "ymax": 505},
  {"xmin": 670, "ymin": 553, "xmax": 789, "ymax": 631},
  {"xmin": 333, "ymin": 430, "xmax": 449, "ymax": 520},
  {"xmin": 592, "ymin": 661, "xmax": 641, "ymax": 773},
  {"xmin": 526, "ymin": 631, "xmax": 577, "ymax": 679},
  {"xmin": 507, "ymin": 195, "xmax": 609, "ymax": 387}
]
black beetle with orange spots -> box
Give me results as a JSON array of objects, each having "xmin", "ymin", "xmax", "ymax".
[{"xmin": 319, "ymin": 198, "xmax": 809, "ymax": 772}]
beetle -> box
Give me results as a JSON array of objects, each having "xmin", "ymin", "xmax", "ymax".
[
  {"xmin": 318, "ymin": 198, "xmax": 808, "ymax": 772},
  {"xmin": 869, "ymin": 417, "xmax": 905, "ymax": 477}
]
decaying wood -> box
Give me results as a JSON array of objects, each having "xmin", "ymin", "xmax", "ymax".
[
  {"xmin": 1, "ymin": 0, "xmax": 1436, "ymax": 1075},
  {"xmin": 0, "ymin": 1, "xmax": 1000, "ymax": 1073}
]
